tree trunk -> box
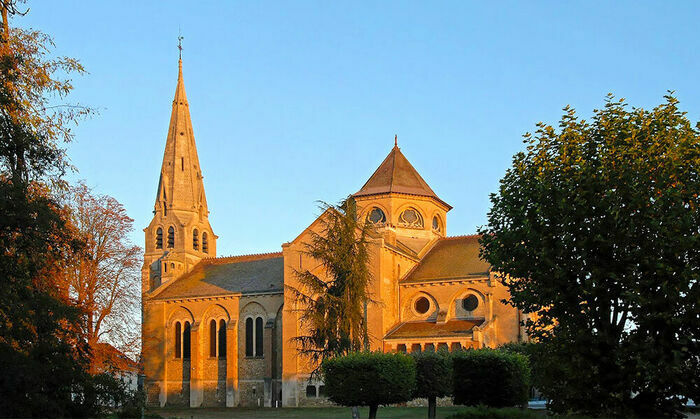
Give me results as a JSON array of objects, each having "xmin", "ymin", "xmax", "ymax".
[
  {"xmin": 351, "ymin": 406, "xmax": 360, "ymax": 419},
  {"xmin": 368, "ymin": 404, "xmax": 378, "ymax": 419},
  {"xmin": 429, "ymin": 395, "xmax": 437, "ymax": 419}
]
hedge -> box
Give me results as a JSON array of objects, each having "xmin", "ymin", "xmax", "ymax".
[
  {"xmin": 412, "ymin": 350, "xmax": 453, "ymax": 419},
  {"xmin": 321, "ymin": 351, "xmax": 416, "ymax": 419},
  {"xmin": 453, "ymin": 348, "xmax": 530, "ymax": 407}
]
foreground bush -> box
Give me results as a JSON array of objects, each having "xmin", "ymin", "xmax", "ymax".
[
  {"xmin": 448, "ymin": 405, "xmax": 540, "ymax": 419},
  {"xmin": 412, "ymin": 350, "xmax": 453, "ymax": 419},
  {"xmin": 453, "ymin": 349, "xmax": 530, "ymax": 407},
  {"xmin": 322, "ymin": 351, "xmax": 415, "ymax": 419}
]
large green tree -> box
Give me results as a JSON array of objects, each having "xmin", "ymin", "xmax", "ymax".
[
  {"xmin": 287, "ymin": 197, "xmax": 373, "ymax": 372},
  {"xmin": 479, "ymin": 94, "xmax": 700, "ymax": 417}
]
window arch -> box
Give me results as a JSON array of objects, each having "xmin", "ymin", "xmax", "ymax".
[
  {"xmin": 209, "ymin": 319, "xmax": 217, "ymax": 357},
  {"xmin": 432, "ymin": 215, "xmax": 442, "ymax": 233},
  {"xmin": 202, "ymin": 232, "xmax": 209, "ymax": 254},
  {"xmin": 245, "ymin": 316, "xmax": 264, "ymax": 357},
  {"xmin": 367, "ymin": 207, "xmax": 386, "ymax": 225},
  {"xmin": 183, "ymin": 321, "xmax": 191, "ymax": 359},
  {"xmin": 156, "ymin": 227, "xmax": 163, "ymax": 249},
  {"xmin": 167, "ymin": 226, "xmax": 175, "ymax": 248},
  {"xmin": 218, "ymin": 319, "xmax": 227, "ymax": 358},
  {"xmin": 245, "ymin": 318, "xmax": 254, "ymax": 356},
  {"xmin": 174, "ymin": 322, "xmax": 182, "ymax": 358},
  {"xmin": 193, "ymin": 229, "xmax": 199, "ymax": 251},
  {"xmin": 399, "ymin": 208, "xmax": 424, "ymax": 228},
  {"xmin": 255, "ymin": 317, "xmax": 264, "ymax": 357}
]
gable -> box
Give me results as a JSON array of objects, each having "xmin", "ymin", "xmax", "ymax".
[{"xmin": 402, "ymin": 235, "xmax": 490, "ymax": 283}]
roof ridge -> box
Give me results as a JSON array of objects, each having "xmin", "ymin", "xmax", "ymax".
[
  {"xmin": 205, "ymin": 251, "xmax": 283, "ymax": 264},
  {"xmin": 443, "ymin": 234, "xmax": 481, "ymax": 240}
]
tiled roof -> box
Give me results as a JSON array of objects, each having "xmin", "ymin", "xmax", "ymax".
[
  {"xmin": 402, "ymin": 235, "xmax": 489, "ymax": 283},
  {"xmin": 92, "ymin": 343, "xmax": 139, "ymax": 373},
  {"xmin": 154, "ymin": 252, "xmax": 283, "ymax": 300},
  {"xmin": 385, "ymin": 319, "xmax": 484, "ymax": 339},
  {"xmin": 353, "ymin": 145, "xmax": 451, "ymax": 209}
]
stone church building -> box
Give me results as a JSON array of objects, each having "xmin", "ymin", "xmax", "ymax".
[{"xmin": 141, "ymin": 59, "xmax": 526, "ymax": 408}]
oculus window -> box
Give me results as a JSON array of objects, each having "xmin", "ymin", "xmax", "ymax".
[
  {"xmin": 462, "ymin": 294, "xmax": 479, "ymax": 312},
  {"xmin": 414, "ymin": 296, "xmax": 430, "ymax": 314}
]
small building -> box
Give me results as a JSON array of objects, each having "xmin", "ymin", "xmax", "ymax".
[{"xmin": 141, "ymin": 57, "xmax": 527, "ymax": 408}]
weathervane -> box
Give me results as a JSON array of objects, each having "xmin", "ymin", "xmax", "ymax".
[{"xmin": 178, "ymin": 30, "xmax": 184, "ymax": 60}]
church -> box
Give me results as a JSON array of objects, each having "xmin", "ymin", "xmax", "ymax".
[{"xmin": 141, "ymin": 58, "xmax": 526, "ymax": 408}]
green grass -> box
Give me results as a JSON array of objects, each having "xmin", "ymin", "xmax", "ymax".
[{"xmin": 147, "ymin": 406, "xmax": 499, "ymax": 419}]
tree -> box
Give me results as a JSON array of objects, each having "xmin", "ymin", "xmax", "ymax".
[
  {"xmin": 0, "ymin": 2, "xmax": 119, "ymax": 416},
  {"xmin": 412, "ymin": 350, "xmax": 453, "ymax": 419},
  {"xmin": 287, "ymin": 197, "xmax": 374, "ymax": 371},
  {"xmin": 322, "ymin": 351, "xmax": 416, "ymax": 419},
  {"xmin": 479, "ymin": 94, "xmax": 700, "ymax": 416},
  {"xmin": 452, "ymin": 348, "xmax": 530, "ymax": 408},
  {"xmin": 62, "ymin": 183, "xmax": 141, "ymax": 361}
]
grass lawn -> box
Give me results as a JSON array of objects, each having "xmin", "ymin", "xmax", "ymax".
[{"xmin": 147, "ymin": 406, "xmax": 500, "ymax": 419}]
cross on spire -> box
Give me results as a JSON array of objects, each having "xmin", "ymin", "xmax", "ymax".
[
  {"xmin": 394, "ymin": 134, "xmax": 398, "ymax": 147},
  {"xmin": 178, "ymin": 32, "xmax": 184, "ymax": 60}
]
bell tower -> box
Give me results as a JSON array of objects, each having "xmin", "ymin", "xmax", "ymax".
[{"xmin": 142, "ymin": 57, "xmax": 217, "ymax": 294}]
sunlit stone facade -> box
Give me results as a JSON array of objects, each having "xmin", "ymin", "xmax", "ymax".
[{"xmin": 141, "ymin": 59, "xmax": 526, "ymax": 408}]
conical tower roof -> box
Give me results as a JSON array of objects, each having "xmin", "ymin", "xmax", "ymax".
[
  {"xmin": 154, "ymin": 59, "xmax": 208, "ymax": 214},
  {"xmin": 353, "ymin": 142, "xmax": 451, "ymax": 209}
]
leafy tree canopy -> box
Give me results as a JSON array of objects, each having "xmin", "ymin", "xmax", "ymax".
[{"xmin": 480, "ymin": 94, "xmax": 700, "ymax": 416}]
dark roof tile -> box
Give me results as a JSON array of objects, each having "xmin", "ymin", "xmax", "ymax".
[
  {"xmin": 402, "ymin": 235, "xmax": 489, "ymax": 283},
  {"xmin": 154, "ymin": 252, "xmax": 283, "ymax": 300},
  {"xmin": 385, "ymin": 319, "xmax": 483, "ymax": 339}
]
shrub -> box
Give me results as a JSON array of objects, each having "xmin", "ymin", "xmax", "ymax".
[
  {"xmin": 412, "ymin": 350, "xmax": 453, "ymax": 419},
  {"xmin": 448, "ymin": 405, "xmax": 540, "ymax": 418},
  {"xmin": 453, "ymin": 349, "xmax": 530, "ymax": 408},
  {"xmin": 322, "ymin": 351, "xmax": 416, "ymax": 419}
]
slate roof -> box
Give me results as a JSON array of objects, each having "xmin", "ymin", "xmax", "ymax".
[
  {"xmin": 353, "ymin": 145, "xmax": 451, "ymax": 209},
  {"xmin": 402, "ymin": 235, "xmax": 490, "ymax": 283},
  {"xmin": 154, "ymin": 252, "xmax": 284, "ymax": 300},
  {"xmin": 385, "ymin": 319, "xmax": 484, "ymax": 339}
]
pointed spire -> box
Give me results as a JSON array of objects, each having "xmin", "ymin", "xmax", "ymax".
[
  {"xmin": 353, "ymin": 144, "xmax": 451, "ymax": 209},
  {"xmin": 154, "ymin": 57, "xmax": 208, "ymax": 216}
]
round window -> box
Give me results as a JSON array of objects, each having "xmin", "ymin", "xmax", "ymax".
[
  {"xmin": 368, "ymin": 207, "xmax": 386, "ymax": 224},
  {"xmin": 414, "ymin": 296, "xmax": 430, "ymax": 314},
  {"xmin": 462, "ymin": 294, "xmax": 479, "ymax": 312}
]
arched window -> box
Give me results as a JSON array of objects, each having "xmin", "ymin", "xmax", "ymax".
[
  {"xmin": 174, "ymin": 322, "xmax": 182, "ymax": 358},
  {"xmin": 183, "ymin": 321, "xmax": 191, "ymax": 359},
  {"xmin": 367, "ymin": 207, "xmax": 386, "ymax": 224},
  {"xmin": 156, "ymin": 228, "xmax": 163, "ymax": 249},
  {"xmin": 255, "ymin": 317, "xmax": 264, "ymax": 357},
  {"xmin": 432, "ymin": 216, "xmax": 441, "ymax": 233},
  {"xmin": 245, "ymin": 316, "xmax": 264, "ymax": 357},
  {"xmin": 167, "ymin": 226, "xmax": 175, "ymax": 248},
  {"xmin": 218, "ymin": 319, "xmax": 227, "ymax": 358},
  {"xmin": 399, "ymin": 208, "xmax": 424, "ymax": 228},
  {"xmin": 209, "ymin": 319, "xmax": 217, "ymax": 357},
  {"xmin": 245, "ymin": 318, "xmax": 254, "ymax": 357},
  {"xmin": 202, "ymin": 232, "xmax": 209, "ymax": 254},
  {"xmin": 193, "ymin": 229, "xmax": 199, "ymax": 251}
]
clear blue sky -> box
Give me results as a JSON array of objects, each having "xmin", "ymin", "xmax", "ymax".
[{"xmin": 15, "ymin": 1, "xmax": 700, "ymax": 257}]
